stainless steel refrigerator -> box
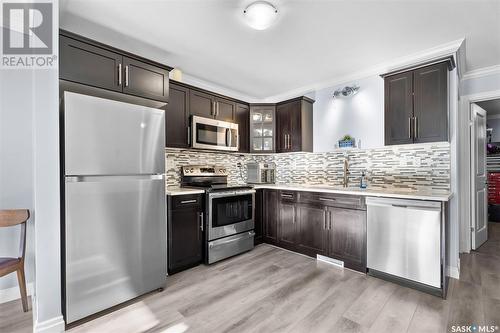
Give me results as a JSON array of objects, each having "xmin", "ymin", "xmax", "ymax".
[{"xmin": 63, "ymin": 91, "xmax": 167, "ymax": 324}]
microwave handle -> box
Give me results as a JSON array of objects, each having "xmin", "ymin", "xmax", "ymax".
[{"xmin": 225, "ymin": 128, "xmax": 231, "ymax": 147}]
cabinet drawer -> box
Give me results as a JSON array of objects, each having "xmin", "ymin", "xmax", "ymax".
[
  {"xmin": 279, "ymin": 191, "xmax": 297, "ymax": 202},
  {"xmin": 170, "ymin": 194, "xmax": 203, "ymax": 210},
  {"xmin": 298, "ymin": 192, "xmax": 365, "ymax": 210}
]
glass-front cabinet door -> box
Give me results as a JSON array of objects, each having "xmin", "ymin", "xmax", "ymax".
[{"xmin": 250, "ymin": 105, "xmax": 276, "ymax": 153}]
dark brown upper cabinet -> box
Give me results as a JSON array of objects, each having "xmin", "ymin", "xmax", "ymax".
[
  {"xmin": 60, "ymin": 35, "xmax": 123, "ymax": 93},
  {"xmin": 276, "ymin": 97, "xmax": 314, "ymax": 153},
  {"xmin": 384, "ymin": 71, "xmax": 414, "ymax": 145},
  {"xmin": 189, "ymin": 90, "xmax": 235, "ymax": 122},
  {"xmin": 122, "ymin": 57, "xmax": 169, "ymax": 102},
  {"xmin": 235, "ymin": 103, "xmax": 250, "ymax": 153},
  {"xmin": 59, "ymin": 31, "xmax": 171, "ymax": 103},
  {"xmin": 384, "ymin": 61, "xmax": 450, "ymax": 145},
  {"xmin": 166, "ymin": 82, "xmax": 190, "ymax": 148},
  {"xmin": 413, "ymin": 63, "xmax": 448, "ymax": 143},
  {"xmin": 215, "ymin": 97, "xmax": 236, "ymax": 122},
  {"xmin": 189, "ymin": 89, "xmax": 216, "ymax": 118}
]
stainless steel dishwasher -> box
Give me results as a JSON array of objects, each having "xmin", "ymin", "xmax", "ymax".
[{"xmin": 366, "ymin": 197, "xmax": 442, "ymax": 289}]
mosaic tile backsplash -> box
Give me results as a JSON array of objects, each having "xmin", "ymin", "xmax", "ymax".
[{"xmin": 166, "ymin": 142, "xmax": 450, "ymax": 191}]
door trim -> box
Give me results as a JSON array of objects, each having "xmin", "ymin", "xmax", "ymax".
[{"xmin": 461, "ymin": 89, "xmax": 500, "ymax": 253}]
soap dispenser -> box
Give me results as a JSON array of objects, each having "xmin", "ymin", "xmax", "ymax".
[{"xmin": 360, "ymin": 171, "xmax": 367, "ymax": 189}]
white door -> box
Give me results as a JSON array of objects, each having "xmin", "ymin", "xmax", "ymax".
[{"xmin": 471, "ymin": 103, "xmax": 488, "ymax": 249}]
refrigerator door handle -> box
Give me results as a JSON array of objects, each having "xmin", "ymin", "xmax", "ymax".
[{"xmin": 65, "ymin": 174, "xmax": 164, "ymax": 182}]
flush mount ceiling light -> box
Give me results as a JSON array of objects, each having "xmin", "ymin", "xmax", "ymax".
[
  {"xmin": 243, "ymin": 1, "xmax": 278, "ymax": 30},
  {"xmin": 333, "ymin": 85, "xmax": 360, "ymax": 99}
]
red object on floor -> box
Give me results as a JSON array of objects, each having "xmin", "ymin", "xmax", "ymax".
[{"xmin": 488, "ymin": 172, "xmax": 500, "ymax": 204}]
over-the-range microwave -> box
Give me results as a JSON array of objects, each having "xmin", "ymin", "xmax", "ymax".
[{"xmin": 191, "ymin": 115, "xmax": 239, "ymax": 152}]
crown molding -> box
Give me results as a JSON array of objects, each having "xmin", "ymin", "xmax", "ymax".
[
  {"xmin": 179, "ymin": 72, "xmax": 261, "ymax": 103},
  {"xmin": 261, "ymin": 38, "xmax": 464, "ymax": 102},
  {"xmin": 462, "ymin": 64, "xmax": 500, "ymax": 81}
]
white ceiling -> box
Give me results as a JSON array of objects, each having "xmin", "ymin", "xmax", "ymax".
[{"xmin": 60, "ymin": 0, "xmax": 500, "ymax": 99}]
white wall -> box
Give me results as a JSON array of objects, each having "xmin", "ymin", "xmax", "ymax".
[
  {"xmin": 312, "ymin": 75, "xmax": 384, "ymax": 152},
  {"xmin": 0, "ymin": 1, "xmax": 63, "ymax": 331},
  {"xmin": 461, "ymin": 72, "xmax": 500, "ymax": 96},
  {"xmin": 0, "ymin": 70, "xmax": 35, "ymax": 298}
]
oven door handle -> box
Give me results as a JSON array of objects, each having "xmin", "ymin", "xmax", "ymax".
[{"xmin": 208, "ymin": 190, "xmax": 256, "ymax": 198}]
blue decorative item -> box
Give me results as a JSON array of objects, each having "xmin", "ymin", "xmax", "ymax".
[{"xmin": 338, "ymin": 135, "xmax": 355, "ymax": 148}]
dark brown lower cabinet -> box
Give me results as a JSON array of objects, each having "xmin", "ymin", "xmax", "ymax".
[
  {"xmin": 296, "ymin": 203, "xmax": 327, "ymax": 257},
  {"xmin": 254, "ymin": 189, "xmax": 263, "ymax": 245},
  {"xmin": 327, "ymin": 207, "xmax": 366, "ymax": 272},
  {"xmin": 261, "ymin": 189, "xmax": 367, "ymax": 273},
  {"xmin": 263, "ymin": 189, "xmax": 278, "ymax": 244},
  {"xmin": 278, "ymin": 199, "xmax": 297, "ymax": 251},
  {"xmin": 167, "ymin": 194, "xmax": 203, "ymax": 274}
]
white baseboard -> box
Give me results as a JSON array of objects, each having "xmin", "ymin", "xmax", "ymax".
[
  {"xmin": 447, "ymin": 265, "xmax": 460, "ymax": 279},
  {"xmin": 34, "ymin": 316, "xmax": 65, "ymax": 333},
  {"xmin": 0, "ymin": 282, "xmax": 33, "ymax": 304}
]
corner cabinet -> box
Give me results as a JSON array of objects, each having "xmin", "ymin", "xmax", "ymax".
[
  {"xmin": 59, "ymin": 32, "xmax": 170, "ymax": 103},
  {"xmin": 167, "ymin": 194, "xmax": 204, "ymax": 274},
  {"xmin": 250, "ymin": 104, "xmax": 276, "ymax": 153},
  {"xmin": 276, "ymin": 97, "xmax": 314, "ymax": 153},
  {"xmin": 384, "ymin": 61, "xmax": 450, "ymax": 145}
]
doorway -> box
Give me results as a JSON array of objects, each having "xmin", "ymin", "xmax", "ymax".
[{"xmin": 470, "ymin": 98, "xmax": 500, "ymax": 251}]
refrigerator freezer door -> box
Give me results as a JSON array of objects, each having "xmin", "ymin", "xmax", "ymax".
[
  {"xmin": 64, "ymin": 91, "xmax": 165, "ymax": 175},
  {"xmin": 64, "ymin": 176, "xmax": 166, "ymax": 323}
]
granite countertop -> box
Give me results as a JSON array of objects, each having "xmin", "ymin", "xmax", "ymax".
[
  {"xmin": 166, "ymin": 186, "xmax": 205, "ymax": 196},
  {"xmin": 252, "ymin": 184, "xmax": 452, "ymax": 202}
]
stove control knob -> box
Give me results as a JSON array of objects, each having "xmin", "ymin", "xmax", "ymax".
[{"xmin": 190, "ymin": 168, "xmax": 194, "ymax": 173}]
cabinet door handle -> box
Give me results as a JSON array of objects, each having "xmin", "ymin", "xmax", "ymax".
[
  {"xmin": 281, "ymin": 193, "xmax": 293, "ymax": 199},
  {"xmin": 216, "ymin": 102, "xmax": 219, "ymax": 117},
  {"xmin": 329, "ymin": 211, "xmax": 332, "ymax": 230},
  {"xmin": 319, "ymin": 197, "xmax": 336, "ymax": 202},
  {"xmin": 180, "ymin": 199, "xmax": 197, "ymax": 204},
  {"xmin": 118, "ymin": 63, "xmax": 122, "ymax": 86},
  {"xmin": 408, "ymin": 117, "xmax": 412, "ymax": 138},
  {"xmin": 199, "ymin": 212, "xmax": 204, "ymax": 232},
  {"xmin": 187, "ymin": 126, "xmax": 191, "ymax": 145},
  {"xmin": 211, "ymin": 101, "xmax": 216, "ymax": 116},
  {"xmin": 124, "ymin": 65, "xmax": 129, "ymax": 87},
  {"xmin": 414, "ymin": 117, "xmax": 418, "ymax": 138}
]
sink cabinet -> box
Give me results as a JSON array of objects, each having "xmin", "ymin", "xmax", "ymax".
[{"xmin": 261, "ymin": 189, "xmax": 367, "ymax": 272}]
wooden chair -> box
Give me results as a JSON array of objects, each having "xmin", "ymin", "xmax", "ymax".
[{"xmin": 0, "ymin": 209, "xmax": 29, "ymax": 312}]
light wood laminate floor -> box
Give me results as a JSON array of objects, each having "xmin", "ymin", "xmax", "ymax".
[{"xmin": 2, "ymin": 223, "xmax": 500, "ymax": 333}]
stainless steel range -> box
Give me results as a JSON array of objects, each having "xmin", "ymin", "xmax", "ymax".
[{"xmin": 181, "ymin": 165, "xmax": 255, "ymax": 264}]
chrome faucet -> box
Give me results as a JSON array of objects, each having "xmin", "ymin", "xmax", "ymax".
[{"xmin": 342, "ymin": 157, "xmax": 350, "ymax": 188}]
